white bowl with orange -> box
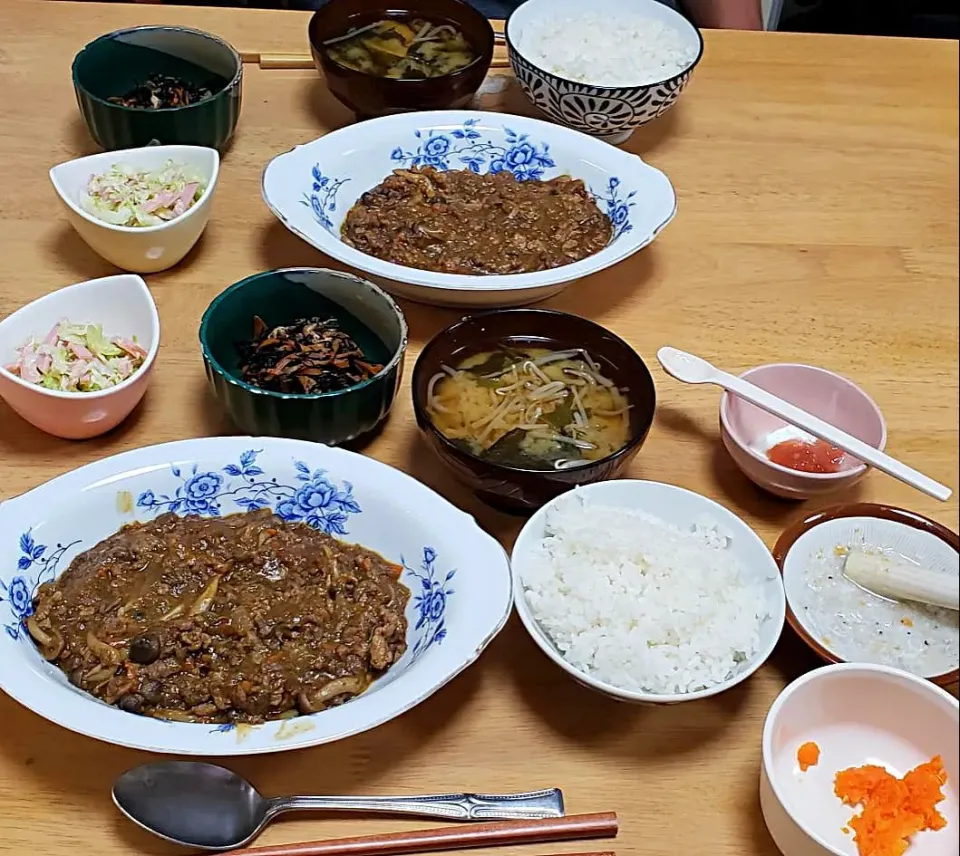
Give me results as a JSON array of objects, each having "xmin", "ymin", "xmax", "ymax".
[{"xmin": 760, "ymin": 663, "xmax": 958, "ymax": 856}]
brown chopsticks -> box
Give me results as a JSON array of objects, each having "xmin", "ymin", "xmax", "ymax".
[{"xmin": 213, "ymin": 812, "xmax": 618, "ymax": 856}]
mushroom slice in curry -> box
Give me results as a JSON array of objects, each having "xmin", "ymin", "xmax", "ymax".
[{"xmin": 26, "ymin": 509, "xmax": 410, "ymax": 725}]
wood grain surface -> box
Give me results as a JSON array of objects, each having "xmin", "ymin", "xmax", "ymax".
[{"xmin": 0, "ymin": 3, "xmax": 957, "ymax": 855}]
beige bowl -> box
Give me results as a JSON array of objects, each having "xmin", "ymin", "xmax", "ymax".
[{"xmin": 49, "ymin": 144, "xmax": 219, "ymax": 273}]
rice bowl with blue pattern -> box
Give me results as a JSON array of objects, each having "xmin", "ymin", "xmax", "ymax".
[
  {"xmin": 0, "ymin": 436, "xmax": 512, "ymax": 755},
  {"xmin": 261, "ymin": 111, "xmax": 676, "ymax": 307}
]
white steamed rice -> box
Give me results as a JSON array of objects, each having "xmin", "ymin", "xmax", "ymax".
[
  {"xmin": 518, "ymin": 13, "xmax": 698, "ymax": 88},
  {"xmin": 521, "ymin": 497, "xmax": 770, "ymax": 695}
]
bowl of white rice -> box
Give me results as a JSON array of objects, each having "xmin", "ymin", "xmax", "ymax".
[
  {"xmin": 505, "ymin": 0, "xmax": 703, "ymax": 144},
  {"xmin": 511, "ymin": 480, "xmax": 786, "ymax": 704}
]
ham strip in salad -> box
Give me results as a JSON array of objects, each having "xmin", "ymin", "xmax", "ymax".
[
  {"xmin": 81, "ymin": 160, "xmax": 205, "ymax": 228},
  {"xmin": 5, "ymin": 320, "xmax": 147, "ymax": 392}
]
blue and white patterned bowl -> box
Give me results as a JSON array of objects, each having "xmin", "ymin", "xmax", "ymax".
[
  {"xmin": 506, "ymin": 0, "xmax": 704, "ymax": 144},
  {"xmin": 0, "ymin": 437, "xmax": 512, "ymax": 755},
  {"xmin": 261, "ymin": 110, "xmax": 676, "ymax": 308}
]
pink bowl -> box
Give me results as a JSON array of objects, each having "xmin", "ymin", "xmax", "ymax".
[
  {"xmin": 0, "ymin": 275, "xmax": 159, "ymax": 440},
  {"xmin": 719, "ymin": 363, "xmax": 886, "ymax": 500}
]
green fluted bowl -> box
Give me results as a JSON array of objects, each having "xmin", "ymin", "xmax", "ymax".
[
  {"xmin": 72, "ymin": 26, "xmax": 242, "ymax": 152},
  {"xmin": 200, "ymin": 269, "xmax": 408, "ymax": 445}
]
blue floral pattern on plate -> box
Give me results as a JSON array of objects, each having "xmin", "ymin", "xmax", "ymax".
[
  {"xmin": 0, "ymin": 532, "xmax": 80, "ymax": 640},
  {"xmin": 136, "ymin": 449, "xmax": 361, "ymax": 536},
  {"xmin": 301, "ymin": 118, "xmax": 635, "ymax": 239},
  {"xmin": 300, "ymin": 164, "xmax": 350, "ymax": 234},
  {"xmin": 600, "ymin": 177, "xmax": 637, "ymax": 240},
  {"xmin": 405, "ymin": 546, "xmax": 455, "ymax": 659}
]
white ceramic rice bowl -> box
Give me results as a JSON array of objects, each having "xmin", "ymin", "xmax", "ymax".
[
  {"xmin": 0, "ymin": 437, "xmax": 512, "ymax": 755},
  {"xmin": 511, "ymin": 480, "xmax": 786, "ymax": 704},
  {"xmin": 261, "ymin": 111, "xmax": 676, "ymax": 308}
]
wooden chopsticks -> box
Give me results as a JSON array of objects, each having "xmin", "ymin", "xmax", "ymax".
[
  {"xmin": 212, "ymin": 812, "xmax": 618, "ymax": 856},
  {"xmin": 240, "ymin": 44, "xmax": 509, "ymax": 70}
]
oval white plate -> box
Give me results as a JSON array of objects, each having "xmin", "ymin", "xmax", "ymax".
[
  {"xmin": 261, "ymin": 110, "xmax": 676, "ymax": 308},
  {"xmin": 0, "ymin": 437, "xmax": 512, "ymax": 755},
  {"xmin": 780, "ymin": 515, "xmax": 959, "ymax": 680},
  {"xmin": 511, "ymin": 480, "xmax": 786, "ymax": 704}
]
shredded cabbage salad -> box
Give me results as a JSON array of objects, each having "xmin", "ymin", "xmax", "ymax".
[
  {"xmin": 82, "ymin": 160, "xmax": 205, "ymax": 228},
  {"xmin": 5, "ymin": 320, "xmax": 148, "ymax": 393}
]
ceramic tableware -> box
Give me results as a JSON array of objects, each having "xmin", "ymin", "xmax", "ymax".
[
  {"xmin": 511, "ymin": 480, "xmax": 786, "ymax": 704},
  {"xmin": 308, "ymin": 0, "xmax": 495, "ymax": 118},
  {"xmin": 0, "ymin": 274, "xmax": 159, "ymax": 439},
  {"xmin": 773, "ymin": 503, "xmax": 959, "ymax": 687},
  {"xmin": 0, "ymin": 436, "xmax": 513, "ymax": 755},
  {"xmin": 760, "ymin": 663, "xmax": 959, "ymax": 856},
  {"xmin": 50, "ymin": 145, "xmax": 220, "ymax": 273},
  {"xmin": 72, "ymin": 25, "xmax": 243, "ymax": 152},
  {"xmin": 506, "ymin": 0, "xmax": 703, "ymax": 144},
  {"xmin": 410, "ymin": 308, "xmax": 657, "ymax": 513},
  {"xmin": 261, "ymin": 110, "xmax": 676, "ymax": 308},
  {"xmin": 656, "ymin": 349, "xmax": 948, "ymax": 501},
  {"xmin": 199, "ymin": 268, "xmax": 407, "ymax": 445},
  {"xmin": 113, "ymin": 761, "xmax": 564, "ymax": 850}
]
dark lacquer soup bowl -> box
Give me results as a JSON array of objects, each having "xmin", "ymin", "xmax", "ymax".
[
  {"xmin": 411, "ymin": 308, "xmax": 657, "ymax": 513},
  {"xmin": 308, "ymin": 0, "xmax": 495, "ymax": 118}
]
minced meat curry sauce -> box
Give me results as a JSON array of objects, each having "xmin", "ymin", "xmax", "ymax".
[
  {"xmin": 26, "ymin": 509, "xmax": 411, "ymax": 724},
  {"xmin": 341, "ymin": 166, "xmax": 613, "ymax": 275}
]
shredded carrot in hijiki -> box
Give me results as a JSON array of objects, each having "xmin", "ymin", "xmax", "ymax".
[
  {"xmin": 797, "ymin": 741, "xmax": 821, "ymax": 772},
  {"xmin": 834, "ymin": 756, "xmax": 949, "ymax": 856}
]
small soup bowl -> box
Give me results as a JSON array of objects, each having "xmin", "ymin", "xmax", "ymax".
[
  {"xmin": 200, "ymin": 268, "xmax": 408, "ymax": 445},
  {"xmin": 760, "ymin": 663, "xmax": 959, "ymax": 856},
  {"xmin": 719, "ymin": 363, "xmax": 886, "ymax": 501},
  {"xmin": 410, "ymin": 308, "xmax": 657, "ymax": 513},
  {"xmin": 308, "ymin": 0, "xmax": 495, "ymax": 118},
  {"xmin": 73, "ymin": 25, "xmax": 242, "ymax": 152},
  {"xmin": 0, "ymin": 275, "xmax": 160, "ymax": 439},
  {"xmin": 50, "ymin": 145, "xmax": 220, "ymax": 274}
]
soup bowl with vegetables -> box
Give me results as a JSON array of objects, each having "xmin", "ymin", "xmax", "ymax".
[
  {"xmin": 0, "ymin": 274, "xmax": 160, "ymax": 440},
  {"xmin": 308, "ymin": 0, "xmax": 495, "ymax": 117},
  {"xmin": 49, "ymin": 144, "xmax": 220, "ymax": 274},
  {"xmin": 411, "ymin": 309, "xmax": 657, "ymax": 513}
]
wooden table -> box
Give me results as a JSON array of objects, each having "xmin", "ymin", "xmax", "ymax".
[{"xmin": 0, "ymin": 2, "xmax": 957, "ymax": 854}]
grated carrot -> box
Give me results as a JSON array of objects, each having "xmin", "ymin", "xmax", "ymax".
[
  {"xmin": 834, "ymin": 756, "xmax": 949, "ymax": 856},
  {"xmin": 797, "ymin": 741, "xmax": 821, "ymax": 772}
]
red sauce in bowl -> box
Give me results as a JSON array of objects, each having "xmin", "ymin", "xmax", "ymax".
[{"xmin": 767, "ymin": 438, "xmax": 847, "ymax": 473}]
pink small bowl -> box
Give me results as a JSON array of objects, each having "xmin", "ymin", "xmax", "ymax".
[
  {"xmin": 719, "ymin": 364, "xmax": 886, "ymax": 501},
  {"xmin": 0, "ymin": 274, "xmax": 159, "ymax": 440}
]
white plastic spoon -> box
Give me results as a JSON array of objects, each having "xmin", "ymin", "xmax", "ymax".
[{"xmin": 656, "ymin": 347, "xmax": 952, "ymax": 502}]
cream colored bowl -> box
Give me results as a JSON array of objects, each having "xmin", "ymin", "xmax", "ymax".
[
  {"xmin": 49, "ymin": 144, "xmax": 219, "ymax": 273},
  {"xmin": 760, "ymin": 663, "xmax": 959, "ymax": 856},
  {"xmin": 0, "ymin": 274, "xmax": 160, "ymax": 439}
]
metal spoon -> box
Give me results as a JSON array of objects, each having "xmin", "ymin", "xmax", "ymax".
[
  {"xmin": 113, "ymin": 761, "xmax": 565, "ymax": 851},
  {"xmin": 657, "ymin": 346, "xmax": 952, "ymax": 502}
]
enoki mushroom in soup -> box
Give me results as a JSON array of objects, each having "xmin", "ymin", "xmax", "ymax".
[{"xmin": 426, "ymin": 346, "xmax": 631, "ymax": 470}]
